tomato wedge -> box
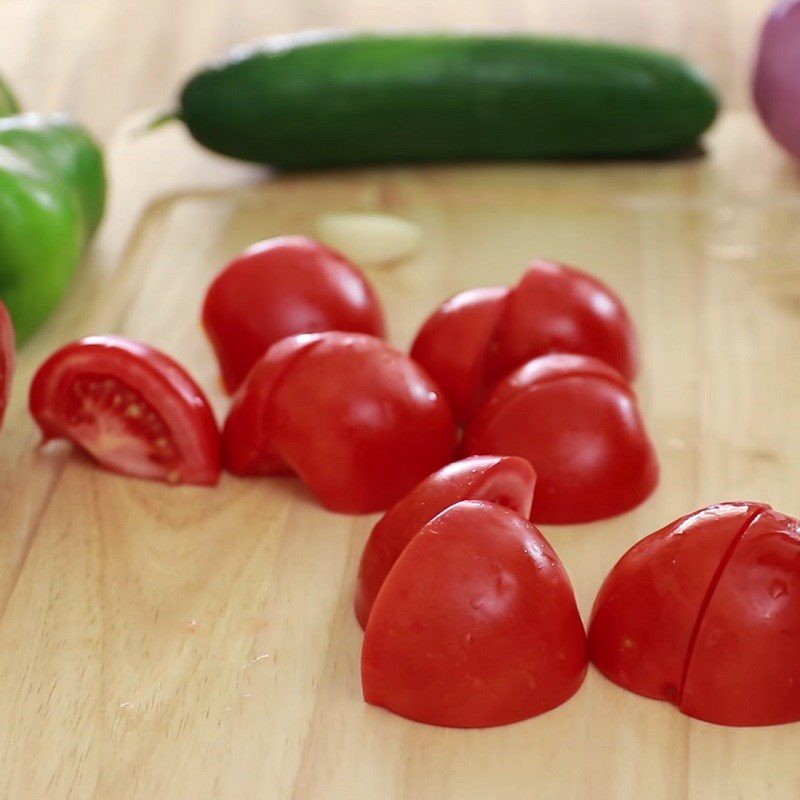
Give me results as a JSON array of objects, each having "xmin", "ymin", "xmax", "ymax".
[
  {"xmin": 362, "ymin": 500, "xmax": 587, "ymax": 728},
  {"xmin": 410, "ymin": 287, "xmax": 506, "ymax": 421},
  {"xmin": 223, "ymin": 332, "xmax": 457, "ymax": 514},
  {"xmin": 203, "ymin": 236, "xmax": 385, "ymax": 393},
  {"xmin": 30, "ymin": 335, "xmax": 221, "ymax": 485},
  {"xmin": 411, "ymin": 260, "xmax": 638, "ymax": 421},
  {"xmin": 462, "ymin": 353, "xmax": 658, "ymax": 524},
  {"xmin": 354, "ymin": 455, "xmax": 536, "ymax": 628},
  {"xmin": 589, "ymin": 502, "xmax": 800, "ymax": 726},
  {"xmin": 0, "ymin": 301, "xmax": 15, "ymax": 431}
]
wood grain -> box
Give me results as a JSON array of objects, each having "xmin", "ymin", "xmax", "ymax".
[
  {"xmin": 1, "ymin": 2, "xmax": 800, "ymax": 798},
  {"xmin": 0, "ymin": 112, "xmax": 798, "ymax": 798}
]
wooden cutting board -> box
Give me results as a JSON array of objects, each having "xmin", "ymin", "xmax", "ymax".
[{"xmin": 0, "ymin": 111, "xmax": 798, "ymax": 799}]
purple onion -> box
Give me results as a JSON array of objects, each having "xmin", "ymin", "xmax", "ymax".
[{"xmin": 753, "ymin": 0, "xmax": 800, "ymax": 158}]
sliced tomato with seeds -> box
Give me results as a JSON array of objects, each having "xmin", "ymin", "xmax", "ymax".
[
  {"xmin": 30, "ymin": 335, "xmax": 221, "ymax": 485},
  {"xmin": 0, "ymin": 301, "xmax": 15, "ymax": 431},
  {"xmin": 354, "ymin": 455, "xmax": 536, "ymax": 629}
]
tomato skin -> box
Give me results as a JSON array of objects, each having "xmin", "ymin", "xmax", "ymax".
[
  {"xmin": 488, "ymin": 261, "xmax": 638, "ymax": 384},
  {"xmin": 589, "ymin": 503, "xmax": 766, "ymax": 702},
  {"xmin": 462, "ymin": 354, "xmax": 658, "ymax": 524},
  {"xmin": 222, "ymin": 334, "xmax": 320, "ymax": 476},
  {"xmin": 0, "ymin": 301, "xmax": 15, "ymax": 431},
  {"xmin": 203, "ymin": 236, "xmax": 386, "ymax": 393},
  {"xmin": 410, "ymin": 287, "xmax": 507, "ymax": 421},
  {"xmin": 681, "ymin": 509, "xmax": 800, "ymax": 726},
  {"xmin": 354, "ymin": 455, "xmax": 536, "ymax": 628},
  {"xmin": 362, "ymin": 500, "xmax": 587, "ymax": 728},
  {"xmin": 589, "ymin": 502, "xmax": 800, "ymax": 727},
  {"xmin": 410, "ymin": 261, "xmax": 638, "ymax": 421},
  {"xmin": 223, "ymin": 332, "xmax": 458, "ymax": 514},
  {"xmin": 29, "ymin": 335, "xmax": 221, "ymax": 485}
]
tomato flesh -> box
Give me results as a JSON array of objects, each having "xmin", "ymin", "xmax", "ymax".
[
  {"xmin": 30, "ymin": 336, "xmax": 221, "ymax": 485},
  {"xmin": 223, "ymin": 332, "xmax": 458, "ymax": 513},
  {"xmin": 462, "ymin": 353, "xmax": 658, "ymax": 524},
  {"xmin": 354, "ymin": 455, "xmax": 536, "ymax": 628},
  {"xmin": 362, "ymin": 500, "xmax": 587, "ymax": 728},
  {"xmin": 589, "ymin": 502, "xmax": 800, "ymax": 726},
  {"xmin": 410, "ymin": 261, "xmax": 638, "ymax": 421},
  {"xmin": 203, "ymin": 236, "xmax": 385, "ymax": 393}
]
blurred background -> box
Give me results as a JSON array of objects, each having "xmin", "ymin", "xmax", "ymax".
[{"xmin": 0, "ymin": 0, "xmax": 776, "ymax": 139}]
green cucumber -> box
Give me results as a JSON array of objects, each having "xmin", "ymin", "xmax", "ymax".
[{"xmin": 176, "ymin": 32, "xmax": 719, "ymax": 169}]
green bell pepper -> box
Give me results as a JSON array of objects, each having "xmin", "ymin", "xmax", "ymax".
[
  {"xmin": 0, "ymin": 113, "xmax": 106, "ymax": 343},
  {"xmin": 0, "ymin": 75, "xmax": 18, "ymax": 117}
]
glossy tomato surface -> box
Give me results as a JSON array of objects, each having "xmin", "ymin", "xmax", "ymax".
[
  {"xmin": 589, "ymin": 502, "xmax": 800, "ymax": 726},
  {"xmin": 203, "ymin": 236, "xmax": 386, "ymax": 393},
  {"xmin": 362, "ymin": 500, "xmax": 587, "ymax": 728},
  {"xmin": 680, "ymin": 508, "xmax": 800, "ymax": 726},
  {"xmin": 223, "ymin": 332, "xmax": 457, "ymax": 514},
  {"xmin": 30, "ymin": 335, "xmax": 221, "ymax": 485},
  {"xmin": 589, "ymin": 502, "xmax": 766, "ymax": 702},
  {"xmin": 462, "ymin": 354, "xmax": 658, "ymax": 524},
  {"xmin": 0, "ymin": 300, "xmax": 15, "ymax": 431},
  {"xmin": 411, "ymin": 261, "xmax": 638, "ymax": 421},
  {"xmin": 354, "ymin": 455, "xmax": 536, "ymax": 628},
  {"xmin": 410, "ymin": 287, "xmax": 507, "ymax": 421}
]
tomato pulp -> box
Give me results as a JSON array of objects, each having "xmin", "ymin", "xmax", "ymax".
[
  {"xmin": 30, "ymin": 336, "xmax": 221, "ymax": 485},
  {"xmin": 355, "ymin": 455, "xmax": 536, "ymax": 628},
  {"xmin": 411, "ymin": 260, "xmax": 638, "ymax": 420},
  {"xmin": 589, "ymin": 502, "xmax": 800, "ymax": 726},
  {"xmin": 462, "ymin": 353, "xmax": 658, "ymax": 524},
  {"xmin": 362, "ymin": 500, "xmax": 588, "ymax": 727},
  {"xmin": 203, "ymin": 236, "xmax": 385, "ymax": 393},
  {"xmin": 223, "ymin": 332, "xmax": 457, "ymax": 513}
]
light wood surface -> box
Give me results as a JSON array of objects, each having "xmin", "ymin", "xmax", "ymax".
[
  {"xmin": 0, "ymin": 111, "xmax": 799, "ymax": 800},
  {"xmin": 2, "ymin": 2, "xmax": 800, "ymax": 799}
]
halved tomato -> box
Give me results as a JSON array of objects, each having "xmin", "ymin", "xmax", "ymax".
[
  {"xmin": 30, "ymin": 335, "xmax": 221, "ymax": 485},
  {"xmin": 203, "ymin": 236, "xmax": 386, "ymax": 393},
  {"xmin": 223, "ymin": 332, "xmax": 457, "ymax": 514},
  {"xmin": 354, "ymin": 455, "xmax": 536, "ymax": 628},
  {"xmin": 462, "ymin": 353, "xmax": 658, "ymax": 524},
  {"xmin": 589, "ymin": 502, "xmax": 800, "ymax": 726},
  {"xmin": 409, "ymin": 287, "xmax": 506, "ymax": 421},
  {"xmin": 362, "ymin": 500, "xmax": 588, "ymax": 728},
  {"xmin": 411, "ymin": 261, "xmax": 638, "ymax": 421},
  {"xmin": 0, "ymin": 300, "xmax": 15, "ymax": 431}
]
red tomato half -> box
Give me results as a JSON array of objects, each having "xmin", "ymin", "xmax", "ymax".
[
  {"xmin": 411, "ymin": 260, "xmax": 638, "ymax": 421},
  {"xmin": 223, "ymin": 332, "xmax": 457, "ymax": 514},
  {"xmin": 462, "ymin": 354, "xmax": 658, "ymax": 524},
  {"xmin": 203, "ymin": 236, "xmax": 385, "ymax": 393},
  {"xmin": 354, "ymin": 455, "xmax": 536, "ymax": 628},
  {"xmin": 0, "ymin": 301, "xmax": 15, "ymax": 431},
  {"xmin": 30, "ymin": 336, "xmax": 221, "ymax": 485},
  {"xmin": 589, "ymin": 503, "xmax": 800, "ymax": 726},
  {"xmin": 362, "ymin": 500, "xmax": 588, "ymax": 728}
]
